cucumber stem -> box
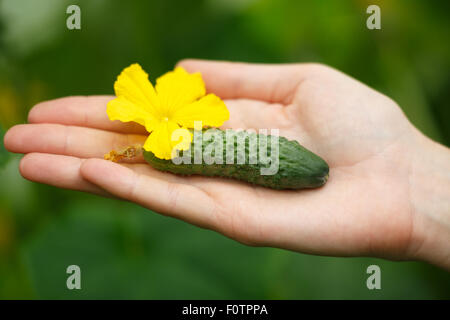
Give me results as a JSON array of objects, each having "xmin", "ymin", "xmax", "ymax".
[{"xmin": 104, "ymin": 144, "xmax": 143, "ymax": 162}]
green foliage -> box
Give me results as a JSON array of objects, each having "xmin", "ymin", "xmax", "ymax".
[
  {"xmin": 0, "ymin": 0, "xmax": 449, "ymax": 299},
  {"xmin": 0, "ymin": 126, "xmax": 10, "ymax": 168}
]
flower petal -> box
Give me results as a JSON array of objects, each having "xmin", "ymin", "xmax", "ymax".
[
  {"xmin": 108, "ymin": 63, "xmax": 159, "ymax": 130},
  {"xmin": 155, "ymin": 66, "xmax": 206, "ymax": 115},
  {"xmin": 172, "ymin": 93, "xmax": 229, "ymax": 128},
  {"xmin": 107, "ymin": 96, "xmax": 159, "ymax": 132},
  {"xmin": 143, "ymin": 121, "xmax": 192, "ymax": 160}
]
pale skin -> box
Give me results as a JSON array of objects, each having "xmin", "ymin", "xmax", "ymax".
[{"xmin": 4, "ymin": 60, "xmax": 450, "ymax": 270}]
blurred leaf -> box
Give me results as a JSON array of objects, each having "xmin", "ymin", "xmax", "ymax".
[
  {"xmin": 0, "ymin": 125, "xmax": 11, "ymax": 168},
  {"xmin": 0, "ymin": 0, "xmax": 68, "ymax": 57}
]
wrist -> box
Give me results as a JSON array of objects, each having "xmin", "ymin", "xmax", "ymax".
[{"xmin": 407, "ymin": 129, "xmax": 450, "ymax": 270}]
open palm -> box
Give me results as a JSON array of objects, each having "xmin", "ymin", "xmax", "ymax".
[{"xmin": 4, "ymin": 60, "xmax": 419, "ymax": 260}]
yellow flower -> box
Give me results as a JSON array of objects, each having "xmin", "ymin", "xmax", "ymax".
[{"xmin": 107, "ymin": 63, "xmax": 229, "ymax": 160}]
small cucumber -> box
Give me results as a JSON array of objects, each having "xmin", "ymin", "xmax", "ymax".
[{"xmin": 143, "ymin": 129, "xmax": 329, "ymax": 190}]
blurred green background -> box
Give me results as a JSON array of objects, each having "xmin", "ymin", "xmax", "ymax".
[{"xmin": 0, "ymin": 0, "xmax": 449, "ymax": 299}]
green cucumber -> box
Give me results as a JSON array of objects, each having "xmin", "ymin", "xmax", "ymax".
[{"xmin": 143, "ymin": 129, "xmax": 329, "ymax": 190}]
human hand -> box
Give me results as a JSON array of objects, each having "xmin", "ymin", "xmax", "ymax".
[{"xmin": 4, "ymin": 60, "xmax": 450, "ymax": 269}]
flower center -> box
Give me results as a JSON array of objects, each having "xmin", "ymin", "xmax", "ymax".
[{"xmin": 162, "ymin": 116, "xmax": 169, "ymax": 122}]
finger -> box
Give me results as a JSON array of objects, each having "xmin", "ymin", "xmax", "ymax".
[
  {"xmin": 28, "ymin": 96, "xmax": 148, "ymax": 134},
  {"xmin": 177, "ymin": 59, "xmax": 314, "ymax": 104},
  {"xmin": 4, "ymin": 123, "xmax": 146, "ymax": 161},
  {"xmin": 120, "ymin": 162, "xmax": 194, "ymax": 185},
  {"xmin": 19, "ymin": 153, "xmax": 110, "ymax": 197},
  {"xmin": 80, "ymin": 158, "xmax": 217, "ymax": 229}
]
